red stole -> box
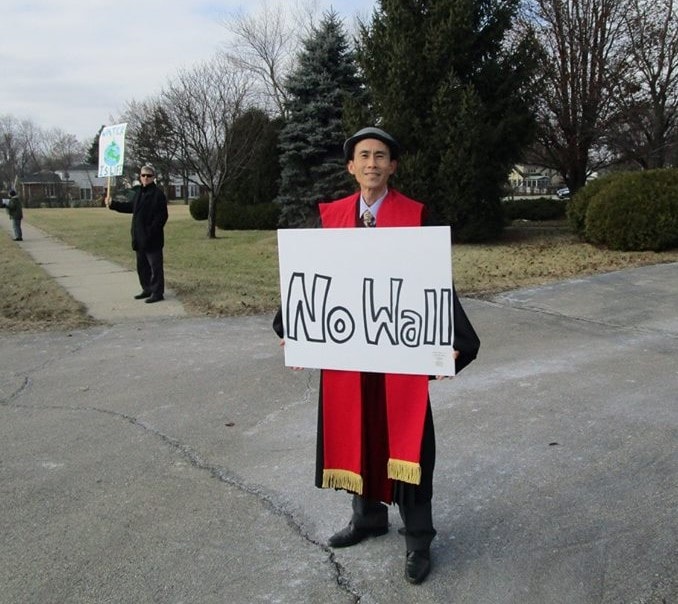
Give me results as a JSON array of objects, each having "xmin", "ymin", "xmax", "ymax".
[{"xmin": 317, "ymin": 190, "xmax": 430, "ymax": 502}]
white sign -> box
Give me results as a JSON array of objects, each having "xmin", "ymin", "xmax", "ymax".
[
  {"xmin": 97, "ymin": 123, "xmax": 128, "ymax": 177},
  {"xmin": 277, "ymin": 226, "xmax": 455, "ymax": 376}
]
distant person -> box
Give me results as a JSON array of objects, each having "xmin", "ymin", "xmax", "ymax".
[
  {"xmin": 6, "ymin": 190, "xmax": 23, "ymax": 241},
  {"xmin": 106, "ymin": 165, "xmax": 168, "ymax": 303}
]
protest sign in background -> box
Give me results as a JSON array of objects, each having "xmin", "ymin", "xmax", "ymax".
[{"xmin": 97, "ymin": 123, "xmax": 128, "ymax": 178}]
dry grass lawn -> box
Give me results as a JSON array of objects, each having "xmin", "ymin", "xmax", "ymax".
[{"xmin": 2, "ymin": 204, "xmax": 677, "ymax": 332}]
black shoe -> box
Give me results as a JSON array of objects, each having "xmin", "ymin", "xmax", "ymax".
[
  {"xmin": 328, "ymin": 523, "xmax": 388, "ymax": 548},
  {"xmin": 145, "ymin": 295, "xmax": 164, "ymax": 304},
  {"xmin": 405, "ymin": 550, "xmax": 431, "ymax": 584},
  {"xmin": 134, "ymin": 291, "xmax": 151, "ymax": 299},
  {"xmin": 13, "ymin": 238, "xmax": 22, "ymax": 241}
]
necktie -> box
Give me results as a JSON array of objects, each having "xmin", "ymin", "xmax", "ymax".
[{"xmin": 362, "ymin": 209, "xmax": 375, "ymax": 228}]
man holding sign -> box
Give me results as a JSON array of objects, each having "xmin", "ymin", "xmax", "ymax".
[
  {"xmin": 107, "ymin": 165, "xmax": 168, "ymax": 303},
  {"xmin": 275, "ymin": 127, "xmax": 480, "ymax": 584}
]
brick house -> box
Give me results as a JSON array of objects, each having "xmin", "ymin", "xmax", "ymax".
[{"xmin": 19, "ymin": 170, "xmax": 67, "ymax": 207}]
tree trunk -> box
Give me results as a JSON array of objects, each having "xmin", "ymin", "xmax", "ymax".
[{"xmin": 207, "ymin": 190, "xmax": 216, "ymax": 238}]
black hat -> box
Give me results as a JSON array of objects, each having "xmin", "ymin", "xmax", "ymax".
[
  {"xmin": 9, "ymin": 189, "xmax": 16, "ymax": 197},
  {"xmin": 343, "ymin": 127, "xmax": 400, "ymax": 162}
]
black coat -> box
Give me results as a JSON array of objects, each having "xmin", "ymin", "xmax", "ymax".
[{"xmin": 110, "ymin": 183, "xmax": 168, "ymax": 251}]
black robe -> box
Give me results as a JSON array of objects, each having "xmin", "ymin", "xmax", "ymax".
[
  {"xmin": 274, "ymin": 193, "xmax": 480, "ymax": 503},
  {"xmin": 272, "ymin": 288, "xmax": 479, "ymax": 504}
]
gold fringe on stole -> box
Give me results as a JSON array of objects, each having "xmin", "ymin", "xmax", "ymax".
[
  {"xmin": 322, "ymin": 469, "xmax": 363, "ymax": 494},
  {"xmin": 387, "ymin": 459, "xmax": 422, "ymax": 485}
]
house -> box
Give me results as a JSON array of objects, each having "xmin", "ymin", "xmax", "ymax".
[
  {"xmin": 508, "ymin": 164, "xmax": 563, "ymax": 196},
  {"xmin": 21, "ymin": 164, "xmax": 205, "ymax": 207},
  {"xmin": 20, "ymin": 165, "xmax": 108, "ymax": 207},
  {"xmin": 166, "ymin": 173, "xmax": 203, "ymax": 202},
  {"xmin": 19, "ymin": 170, "xmax": 66, "ymax": 206},
  {"xmin": 55, "ymin": 164, "xmax": 108, "ymax": 204}
]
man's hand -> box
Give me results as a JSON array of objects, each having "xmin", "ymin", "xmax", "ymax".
[
  {"xmin": 435, "ymin": 349, "xmax": 460, "ymax": 380},
  {"xmin": 278, "ymin": 339, "xmax": 303, "ymax": 371}
]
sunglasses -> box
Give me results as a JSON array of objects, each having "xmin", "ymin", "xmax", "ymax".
[{"xmin": 140, "ymin": 174, "xmax": 154, "ymax": 178}]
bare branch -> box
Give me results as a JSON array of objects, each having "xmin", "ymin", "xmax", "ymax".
[
  {"xmin": 160, "ymin": 54, "xmax": 260, "ymax": 237},
  {"xmin": 221, "ymin": 0, "xmax": 320, "ymax": 118},
  {"xmin": 606, "ymin": 0, "xmax": 678, "ymax": 168},
  {"xmin": 522, "ymin": 0, "xmax": 631, "ymax": 189}
]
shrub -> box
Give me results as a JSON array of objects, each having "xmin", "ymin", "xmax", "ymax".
[
  {"xmin": 189, "ymin": 196, "xmax": 209, "ymax": 221},
  {"xmin": 216, "ymin": 202, "xmax": 281, "ymax": 230},
  {"xmin": 567, "ymin": 176, "xmax": 619, "ymax": 237},
  {"xmin": 584, "ymin": 169, "xmax": 678, "ymax": 251},
  {"xmin": 503, "ymin": 197, "xmax": 567, "ymax": 221}
]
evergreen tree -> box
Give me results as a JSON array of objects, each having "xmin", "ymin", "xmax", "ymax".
[
  {"xmin": 222, "ymin": 109, "xmax": 282, "ymax": 206},
  {"xmin": 358, "ymin": 0, "xmax": 538, "ymax": 241},
  {"xmin": 85, "ymin": 126, "xmax": 104, "ymax": 165},
  {"xmin": 276, "ymin": 11, "xmax": 366, "ymax": 227}
]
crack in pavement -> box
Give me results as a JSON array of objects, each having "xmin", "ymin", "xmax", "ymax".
[{"xmin": 1, "ymin": 395, "xmax": 364, "ymax": 603}]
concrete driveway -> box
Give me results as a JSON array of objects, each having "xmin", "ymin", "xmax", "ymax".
[{"xmin": 0, "ymin": 220, "xmax": 675, "ymax": 603}]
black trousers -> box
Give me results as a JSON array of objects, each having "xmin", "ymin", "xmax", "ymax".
[
  {"xmin": 135, "ymin": 248, "xmax": 164, "ymax": 297},
  {"xmin": 349, "ymin": 404, "xmax": 437, "ymax": 552}
]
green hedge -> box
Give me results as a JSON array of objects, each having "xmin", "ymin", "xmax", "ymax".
[
  {"xmin": 189, "ymin": 196, "xmax": 209, "ymax": 221},
  {"xmin": 567, "ymin": 176, "xmax": 621, "ymax": 237},
  {"xmin": 503, "ymin": 196, "xmax": 567, "ymax": 221},
  {"xmin": 584, "ymin": 169, "xmax": 678, "ymax": 251},
  {"xmin": 216, "ymin": 202, "xmax": 281, "ymax": 230},
  {"xmin": 189, "ymin": 197, "xmax": 281, "ymax": 229}
]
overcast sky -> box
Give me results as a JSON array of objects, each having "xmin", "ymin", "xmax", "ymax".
[{"xmin": 1, "ymin": 0, "xmax": 376, "ymax": 143}]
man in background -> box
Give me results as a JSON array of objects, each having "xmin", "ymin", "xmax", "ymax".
[
  {"xmin": 6, "ymin": 190, "xmax": 23, "ymax": 241},
  {"xmin": 106, "ymin": 165, "xmax": 168, "ymax": 303}
]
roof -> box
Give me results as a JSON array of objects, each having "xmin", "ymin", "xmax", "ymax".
[{"xmin": 20, "ymin": 170, "xmax": 63, "ymax": 184}]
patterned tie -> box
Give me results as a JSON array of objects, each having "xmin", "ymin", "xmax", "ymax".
[{"xmin": 362, "ymin": 209, "xmax": 375, "ymax": 228}]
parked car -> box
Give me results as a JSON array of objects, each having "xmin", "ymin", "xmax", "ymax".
[{"xmin": 556, "ymin": 187, "xmax": 570, "ymax": 199}]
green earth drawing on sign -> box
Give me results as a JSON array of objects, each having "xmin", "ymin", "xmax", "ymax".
[{"xmin": 103, "ymin": 141, "xmax": 121, "ymax": 166}]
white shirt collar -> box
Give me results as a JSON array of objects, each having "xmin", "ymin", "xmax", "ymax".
[{"xmin": 359, "ymin": 189, "xmax": 388, "ymax": 221}]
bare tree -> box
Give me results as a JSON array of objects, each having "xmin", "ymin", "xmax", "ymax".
[
  {"xmin": 606, "ymin": 0, "xmax": 678, "ymax": 168},
  {"xmin": 39, "ymin": 128, "xmax": 84, "ymax": 201},
  {"xmin": 161, "ymin": 54, "xmax": 259, "ymax": 238},
  {"xmin": 0, "ymin": 115, "xmax": 43, "ymax": 189},
  {"xmin": 42, "ymin": 128, "xmax": 84, "ymax": 174},
  {"xmin": 523, "ymin": 0, "xmax": 630, "ymax": 193},
  {"xmin": 221, "ymin": 0, "xmax": 320, "ymax": 117},
  {"xmin": 122, "ymin": 98, "xmax": 182, "ymax": 195}
]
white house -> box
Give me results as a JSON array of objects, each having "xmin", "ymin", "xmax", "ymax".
[{"xmin": 54, "ymin": 164, "xmax": 108, "ymax": 202}]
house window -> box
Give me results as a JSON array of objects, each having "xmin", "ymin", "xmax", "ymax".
[
  {"xmin": 80, "ymin": 188, "xmax": 92, "ymax": 201},
  {"xmin": 188, "ymin": 183, "xmax": 199, "ymax": 198},
  {"xmin": 174, "ymin": 185, "xmax": 182, "ymax": 198},
  {"xmin": 45, "ymin": 183, "xmax": 56, "ymax": 198}
]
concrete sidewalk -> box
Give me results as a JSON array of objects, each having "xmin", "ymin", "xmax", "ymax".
[
  {"xmin": 0, "ymin": 218, "xmax": 676, "ymax": 603},
  {"xmin": 3, "ymin": 219, "xmax": 185, "ymax": 322}
]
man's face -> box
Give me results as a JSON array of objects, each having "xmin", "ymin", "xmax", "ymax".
[
  {"xmin": 347, "ymin": 138, "xmax": 396, "ymax": 192},
  {"xmin": 139, "ymin": 170, "xmax": 155, "ymax": 187}
]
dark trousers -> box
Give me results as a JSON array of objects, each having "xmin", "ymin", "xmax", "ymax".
[
  {"xmin": 349, "ymin": 404, "xmax": 437, "ymax": 552},
  {"xmin": 11, "ymin": 218, "xmax": 22, "ymax": 240},
  {"xmin": 350, "ymin": 495, "xmax": 436, "ymax": 552},
  {"xmin": 135, "ymin": 248, "xmax": 164, "ymax": 297}
]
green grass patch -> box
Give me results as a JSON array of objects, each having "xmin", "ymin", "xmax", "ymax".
[
  {"xmin": 0, "ymin": 232, "xmax": 97, "ymax": 332},
  {"xmin": 4, "ymin": 206, "xmax": 678, "ymax": 331},
  {"xmin": 23, "ymin": 205, "xmax": 281, "ymax": 317}
]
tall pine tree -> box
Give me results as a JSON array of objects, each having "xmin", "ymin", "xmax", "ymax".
[
  {"xmin": 276, "ymin": 11, "xmax": 366, "ymax": 227},
  {"xmin": 358, "ymin": 0, "xmax": 538, "ymax": 241}
]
